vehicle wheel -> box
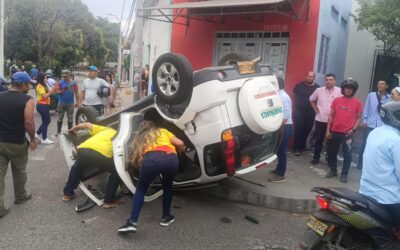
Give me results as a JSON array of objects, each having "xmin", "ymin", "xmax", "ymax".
[
  {"xmin": 217, "ymin": 53, "xmax": 248, "ymax": 66},
  {"xmin": 152, "ymin": 53, "xmax": 193, "ymax": 105},
  {"xmin": 75, "ymin": 106, "xmax": 99, "ymax": 125}
]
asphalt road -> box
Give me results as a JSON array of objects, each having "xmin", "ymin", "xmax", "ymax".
[{"xmin": 0, "ymin": 88, "xmax": 308, "ymax": 250}]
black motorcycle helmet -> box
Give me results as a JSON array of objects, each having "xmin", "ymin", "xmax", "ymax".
[
  {"xmin": 341, "ymin": 78, "xmax": 359, "ymax": 97},
  {"xmin": 380, "ymin": 101, "xmax": 400, "ymax": 130}
]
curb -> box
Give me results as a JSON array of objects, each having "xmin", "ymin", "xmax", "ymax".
[{"xmin": 202, "ymin": 185, "xmax": 317, "ymax": 214}]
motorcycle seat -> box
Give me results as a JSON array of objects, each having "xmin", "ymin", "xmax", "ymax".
[{"xmin": 327, "ymin": 187, "xmax": 392, "ymax": 223}]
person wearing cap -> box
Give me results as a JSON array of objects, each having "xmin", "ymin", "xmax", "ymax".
[
  {"xmin": 29, "ymin": 65, "xmax": 39, "ymax": 80},
  {"xmin": 78, "ymin": 65, "xmax": 109, "ymax": 116},
  {"xmin": 0, "ymin": 72, "xmax": 37, "ymax": 218},
  {"xmin": 45, "ymin": 69, "xmax": 56, "ymax": 89},
  {"xmin": 55, "ymin": 69, "xmax": 79, "ymax": 135}
]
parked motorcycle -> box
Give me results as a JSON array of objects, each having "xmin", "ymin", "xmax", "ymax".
[{"xmin": 299, "ymin": 187, "xmax": 399, "ymax": 250}]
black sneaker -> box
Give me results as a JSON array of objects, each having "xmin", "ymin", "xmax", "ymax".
[
  {"xmin": 269, "ymin": 169, "xmax": 278, "ymax": 174},
  {"xmin": 118, "ymin": 220, "xmax": 137, "ymax": 233},
  {"xmin": 340, "ymin": 175, "xmax": 348, "ymax": 183},
  {"xmin": 325, "ymin": 171, "xmax": 337, "ymax": 178},
  {"xmin": 310, "ymin": 159, "xmax": 319, "ymax": 165},
  {"xmin": 0, "ymin": 208, "xmax": 9, "ymax": 218},
  {"xmin": 14, "ymin": 193, "xmax": 32, "ymax": 204},
  {"xmin": 160, "ymin": 215, "xmax": 175, "ymax": 227}
]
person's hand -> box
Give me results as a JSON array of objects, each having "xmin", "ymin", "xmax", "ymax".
[
  {"xmin": 74, "ymin": 103, "xmax": 78, "ymax": 108},
  {"xmin": 315, "ymin": 107, "xmax": 320, "ymax": 114},
  {"xmin": 325, "ymin": 131, "xmax": 332, "ymax": 139},
  {"xmin": 177, "ymin": 144, "xmax": 186, "ymax": 152},
  {"xmin": 346, "ymin": 129, "xmax": 354, "ymax": 136},
  {"xmin": 29, "ymin": 140, "xmax": 37, "ymax": 151}
]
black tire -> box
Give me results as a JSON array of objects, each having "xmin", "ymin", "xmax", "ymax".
[
  {"xmin": 152, "ymin": 53, "xmax": 193, "ymax": 105},
  {"xmin": 75, "ymin": 106, "xmax": 99, "ymax": 125},
  {"xmin": 217, "ymin": 53, "xmax": 248, "ymax": 66}
]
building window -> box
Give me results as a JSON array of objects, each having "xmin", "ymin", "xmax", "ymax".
[
  {"xmin": 331, "ymin": 6, "xmax": 339, "ymax": 21},
  {"xmin": 317, "ymin": 34, "xmax": 330, "ymax": 74},
  {"xmin": 341, "ymin": 17, "xmax": 348, "ymax": 29}
]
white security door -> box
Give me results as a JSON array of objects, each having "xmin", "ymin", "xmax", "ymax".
[{"xmin": 262, "ymin": 39, "xmax": 289, "ymax": 77}]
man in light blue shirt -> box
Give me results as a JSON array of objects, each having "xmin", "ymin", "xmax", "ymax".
[
  {"xmin": 357, "ymin": 80, "xmax": 390, "ymax": 169},
  {"xmin": 360, "ymin": 101, "xmax": 400, "ymax": 231},
  {"xmin": 269, "ymin": 78, "xmax": 293, "ymax": 183}
]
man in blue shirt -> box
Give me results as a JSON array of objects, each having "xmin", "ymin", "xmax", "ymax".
[
  {"xmin": 269, "ymin": 78, "xmax": 293, "ymax": 183},
  {"xmin": 55, "ymin": 70, "xmax": 79, "ymax": 135},
  {"xmin": 357, "ymin": 80, "xmax": 390, "ymax": 169},
  {"xmin": 360, "ymin": 101, "xmax": 400, "ymax": 234}
]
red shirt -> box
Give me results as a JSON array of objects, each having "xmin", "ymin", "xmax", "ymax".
[{"xmin": 331, "ymin": 96, "xmax": 362, "ymax": 133}]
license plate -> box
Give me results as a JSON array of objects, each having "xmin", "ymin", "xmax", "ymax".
[
  {"xmin": 237, "ymin": 61, "xmax": 255, "ymax": 75},
  {"xmin": 307, "ymin": 216, "xmax": 328, "ymax": 236}
]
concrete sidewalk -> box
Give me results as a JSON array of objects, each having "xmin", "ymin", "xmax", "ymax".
[
  {"xmin": 110, "ymin": 86, "xmax": 364, "ymax": 214},
  {"xmin": 202, "ymin": 150, "xmax": 363, "ymax": 214}
]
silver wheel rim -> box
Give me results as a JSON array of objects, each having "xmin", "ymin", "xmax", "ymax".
[
  {"xmin": 156, "ymin": 63, "xmax": 180, "ymax": 97},
  {"xmin": 78, "ymin": 114, "xmax": 88, "ymax": 124}
]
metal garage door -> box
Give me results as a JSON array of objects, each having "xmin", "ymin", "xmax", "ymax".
[{"xmin": 214, "ymin": 32, "xmax": 289, "ymax": 77}]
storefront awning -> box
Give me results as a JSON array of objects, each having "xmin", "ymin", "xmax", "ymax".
[{"xmin": 138, "ymin": 0, "xmax": 310, "ymax": 25}]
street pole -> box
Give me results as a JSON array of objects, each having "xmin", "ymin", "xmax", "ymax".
[
  {"xmin": 117, "ymin": 25, "xmax": 122, "ymax": 86},
  {"xmin": 132, "ymin": 0, "xmax": 143, "ymax": 102},
  {"xmin": 0, "ymin": 0, "xmax": 4, "ymax": 76}
]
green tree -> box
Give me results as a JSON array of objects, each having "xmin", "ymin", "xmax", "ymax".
[
  {"xmin": 5, "ymin": 0, "xmax": 119, "ymax": 70},
  {"xmin": 354, "ymin": 0, "xmax": 400, "ymax": 54}
]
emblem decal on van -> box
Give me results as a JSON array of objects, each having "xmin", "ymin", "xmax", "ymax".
[{"xmin": 260, "ymin": 107, "xmax": 283, "ymax": 119}]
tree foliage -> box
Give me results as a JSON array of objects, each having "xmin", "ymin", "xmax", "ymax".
[
  {"xmin": 354, "ymin": 0, "xmax": 400, "ymax": 54},
  {"xmin": 5, "ymin": 0, "xmax": 119, "ymax": 71}
]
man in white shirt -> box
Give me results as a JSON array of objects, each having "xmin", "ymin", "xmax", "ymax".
[{"xmin": 78, "ymin": 65, "xmax": 109, "ymax": 116}]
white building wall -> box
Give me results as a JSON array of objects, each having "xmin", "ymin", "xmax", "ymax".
[
  {"xmin": 344, "ymin": 1, "xmax": 380, "ymax": 102},
  {"xmin": 313, "ymin": 0, "xmax": 353, "ymax": 86},
  {"xmin": 142, "ymin": 0, "xmax": 172, "ymax": 68}
]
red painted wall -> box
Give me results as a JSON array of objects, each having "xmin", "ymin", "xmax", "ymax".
[{"xmin": 170, "ymin": 0, "xmax": 321, "ymax": 92}]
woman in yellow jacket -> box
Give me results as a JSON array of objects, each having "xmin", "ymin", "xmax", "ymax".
[
  {"xmin": 118, "ymin": 120, "xmax": 185, "ymax": 233},
  {"xmin": 35, "ymin": 73, "xmax": 55, "ymax": 144}
]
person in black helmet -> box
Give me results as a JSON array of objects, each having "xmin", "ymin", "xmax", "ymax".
[
  {"xmin": 360, "ymin": 101, "xmax": 400, "ymax": 239},
  {"xmin": 325, "ymin": 78, "xmax": 362, "ymax": 183}
]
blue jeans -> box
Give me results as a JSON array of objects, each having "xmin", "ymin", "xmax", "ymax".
[
  {"xmin": 276, "ymin": 124, "xmax": 293, "ymax": 177},
  {"xmin": 129, "ymin": 151, "xmax": 179, "ymax": 223},
  {"xmin": 36, "ymin": 104, "xmax": 51, "ymax": 140}
]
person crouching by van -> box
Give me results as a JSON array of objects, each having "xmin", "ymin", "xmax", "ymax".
[
  {"xmin": 118, "ymin": 121, "xmax": 185, "ymax": 233},
  {"xmin": 62, "ymin": 122, "xmax": 122, "ymax": 208},
  {"xmin": 268, "ymin": 78, "xmax": 293, "ymax": 183}
]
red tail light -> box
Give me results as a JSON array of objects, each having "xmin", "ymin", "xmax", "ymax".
[
  {"xmin": 222, "ymin": 129, "xmax": 236, "ymax": 176},
  {"xmin": 317, "ymin": 195, "xmax": 330, "ymax": 209}
]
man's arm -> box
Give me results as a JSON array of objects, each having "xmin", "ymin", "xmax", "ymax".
[
  {"xmin": 78, "ymin": 89, "xmax": 85, "ymax": 107},
  {"xmin": 69, "ymin": 122, "xmax": 93, "ymax": 133},
  {"xmin": 362, "ymin": 94, "xmax": 371, "ymax": 126},
  {"xmin": 309, "ymin": 89, "xmax": 319, "ymax": 114},
  {"xmin": 24, "ymin": 98, "xmax": 36, "ymax": 150},
  {"xmin": 326, "ymin": 107, "xmax": 335, "ymax": 139}
]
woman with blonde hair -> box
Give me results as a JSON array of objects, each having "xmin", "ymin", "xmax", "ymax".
[{"xmin": 118, "ymin": 121, "xmax": 185, "ymax": 233}]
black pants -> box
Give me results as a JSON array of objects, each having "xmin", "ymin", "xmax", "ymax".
[
  {"xmin": 357, "ymin": 127, "xmax": 373, "ymax": 168},
  {"xmin": 294, "ymin": 111, "xmax": 315, "ymax": 152},
  {"xmin": 63, "ymin": 148, "xmax": 121, "ymax": 203},
  {"xmin": 382, "ymin": 203, "xmax": 400, "ymax": 228},
  {"xmin": 327, "ymin": 132, "xmax": 352, "ymax": 177},
  {"xmin": 313, "ymin": 121, "xmax": 327, "ymax": 160}
]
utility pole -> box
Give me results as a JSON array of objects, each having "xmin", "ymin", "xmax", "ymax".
[
  {"xmin": 0, "ymin": 0, "xmax": 4, "ymax": 76},
  {"xmin": 132, "ymin": 0, "xmax": 143, "ymax": 102},
  {"xmin": 107, "ymin": 13, "xmax": 123, "ymax": 86}
]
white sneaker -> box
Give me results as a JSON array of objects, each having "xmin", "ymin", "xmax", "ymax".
[
  {"xmin": 41, "ymin": 138, "xmax": 54, "ymax": 145},
  {"xmin": 35, "ymin": 133, "xmax": 41, "ymax": 141}
]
